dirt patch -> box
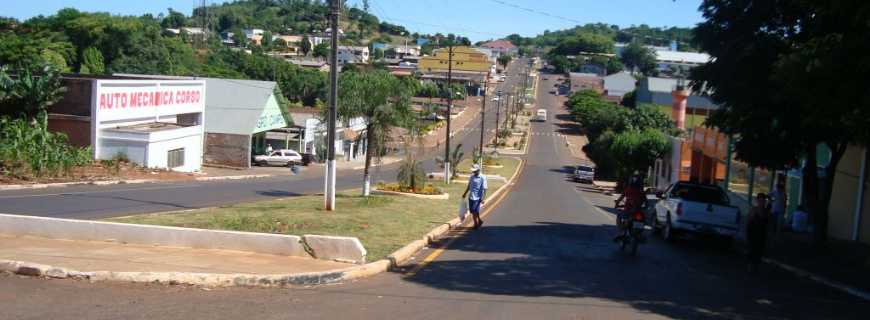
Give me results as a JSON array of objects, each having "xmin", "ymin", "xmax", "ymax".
[{"xmin": 1, "ymin": 162, "xmax": 196, "ymax": 185}]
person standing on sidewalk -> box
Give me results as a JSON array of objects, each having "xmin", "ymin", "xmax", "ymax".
[
  {"xmin": 771, "ymin": 180, "xmax": 788, "ymax": 232},
  {"xmin": 747, "ymin": 193, "xmax": 770, "ymax": 272},
  {"xmin": 462, "ymin": 164, "xmax": 488, "ymax": 229}
]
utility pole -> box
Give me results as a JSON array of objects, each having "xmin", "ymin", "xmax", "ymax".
[
  {"xmin": 495, "ymin": 90, "xmax": 502, "ymax": 147},
  {"xmin": 324, "ymin": 0, "xmax": 340, "ymax": 211},
  {"xmin": 478, "ymin": 74, "xmax": 488, "ymax": 163},
  {"xmin": 444, "ymin": 44, "xmax": 454, "ymax": 184}
]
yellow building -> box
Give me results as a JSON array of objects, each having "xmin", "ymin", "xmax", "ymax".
[{"xmin": 417, "ymin": 46, "xmax": 493, "ymax": 74}]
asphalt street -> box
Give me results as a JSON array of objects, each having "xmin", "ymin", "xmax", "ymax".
[
  {"xmin": 0, "ymin": 60, "xmax": 529, "ymax": 220},
  {"xmin": 2, "ymin": 69, "xmax": 867, "ymax": 319}
]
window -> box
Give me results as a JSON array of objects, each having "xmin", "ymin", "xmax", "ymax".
[{"xmin": 167, "ymin": 148, "xmax": 185, "ymax": 168}]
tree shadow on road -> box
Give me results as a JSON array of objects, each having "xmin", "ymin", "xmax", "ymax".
[{"xmin": 400, "ymin": 222, "xmax": 866, "ymax": 319}]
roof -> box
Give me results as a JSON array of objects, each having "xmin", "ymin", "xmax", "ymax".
[
  {"xmin": 480, "ymin": 39, "xmax": 517, "ymax": 50},
  {"xmin": 654, "ymin": 50, "xmax": 711, "ymax": 65},
  {"xmin": 638, "ymin": 77, "xmax": 718, "ymax": 110},
  {"xmin": 569, "ymin": 72, "xmax": 600, "ymax": 79},
  {"xmin": 203, "ymin": 78, "xmax": 279, "ymax": 135}
]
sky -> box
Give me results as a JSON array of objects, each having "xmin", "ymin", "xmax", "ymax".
[{"xmin": 4, "ymin": 0, "xmax": 705, "ymax": 42}]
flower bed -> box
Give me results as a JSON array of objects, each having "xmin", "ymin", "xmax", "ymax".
[
  {"xmin": 375, "ymin": 182, "xmax": 445, "ymax": 196},
  {"xmin": 373, "ymin": 183, "xmax": 449, "ymax": 200}
]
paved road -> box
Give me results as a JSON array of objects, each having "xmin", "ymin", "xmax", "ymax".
[
  {"xmin": 0, "ymin": 60, "xmax": 529, "ymax": 220},
  {"xmin": 2, "ymin": 68, "xmax": 867, "ymax": 319}
]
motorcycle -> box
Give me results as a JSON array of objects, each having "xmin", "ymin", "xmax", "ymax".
[{"xmin": 615, "ymin": 201, "xmax": 647, "ymax": 256}]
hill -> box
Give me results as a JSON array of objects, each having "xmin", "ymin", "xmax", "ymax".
[{"xmin": 0, "ymin": 1, "xmax": 464, "ymax": 107}]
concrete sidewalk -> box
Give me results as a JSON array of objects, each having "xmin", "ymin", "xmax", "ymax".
[{"xmin": 0, "ymin": 234, "xmax": 350, "ymax": 275}]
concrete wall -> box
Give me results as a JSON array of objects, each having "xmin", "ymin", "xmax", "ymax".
[
  {"xmin": 0, "ymin": 214, "xmax": 368, "ymax": 264},
  {"xmin": 828, "ymin": 146, "xmax": 869, "ymax": 243},
  {"xmin": 204, "ymin": 132, "xmax": 251, "ymax": 168},
  {"xmin": 0, "ymin": 214, "xmax": 308, "ymax": 257}
]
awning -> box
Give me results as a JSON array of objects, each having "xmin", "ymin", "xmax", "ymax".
[{"xmin": 342, "ymin": 128, "xmax": 360, "ymax": 140}]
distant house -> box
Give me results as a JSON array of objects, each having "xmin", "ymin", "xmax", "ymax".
[
  {"xmin": 636, "ymin": 77, "xmax": 717, "ymax": 113},
  {"xmin": 371, "ymin": 43, "xmax": 421, "ymax": 58},
  {"xmin": 569, "ymin": 72, "xmax": 604, "ymax": 94},
  {"xmin": 274, "ymin": 35, "xmax": 304, "ymax": 56},
  {"xmin": 603, "ymin": 72, "xmax": 637, "ymax": 99},
  {"xmin": 337, "ymin": 46, "xmax": 370, "ymax": 65},
  {"xmin": 479, "ymin": 39, "xmax": 518, "ymax": 57}
]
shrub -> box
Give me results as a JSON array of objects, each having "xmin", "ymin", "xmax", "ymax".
[{"xmin": 0, "ymin": 117, "xmax": 92, "ymax": 178}]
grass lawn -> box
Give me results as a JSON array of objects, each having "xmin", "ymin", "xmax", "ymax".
[
  {"xmin": 456, "ymin": 156, "xmax": 520, "ymax": 179},
  {"xmin": 655, "ymin": 105, "xmax": 708, "ymax": 128},
  {"xmin": 106, "ymin": 179, "xmax": 507, "ymax": 262}
]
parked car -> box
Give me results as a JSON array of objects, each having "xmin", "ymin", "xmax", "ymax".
[
  {"xmin": 573, "ymin": 165, "xmax": 595, "ymax": 183},
  {"xmin": 653, "ymin": 182, "xmax": 741, "ymax": 242},
  {"xmin": 254, "ymin": 149, "xmax": 303, "ymax": 167}
]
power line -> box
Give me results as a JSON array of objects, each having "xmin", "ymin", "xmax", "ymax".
[
  {"xmin": 487, "ymin": 0, "xmax": 583, "ymax": 25},
  {"xmin": 369, "ymin": 0, "xmax": 507, "ymax": 38}
]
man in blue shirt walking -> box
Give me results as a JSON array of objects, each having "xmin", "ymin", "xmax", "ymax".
[{"xmin": 462, "ymin": 164, "xmax": 488, "ymax": 229}]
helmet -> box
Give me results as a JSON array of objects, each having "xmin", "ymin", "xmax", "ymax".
[{"xmin": 630, "ymin": 173, "xmax": 643, "ymax": 189}]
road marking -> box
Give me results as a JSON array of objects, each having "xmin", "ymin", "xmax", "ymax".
[
  {"xmin": 0, "ymin": 184, "xmax": 204, "ymax": 200},
  {"xmin": 405, "ymin": 158, "xmax": 526, "ymax": 278}
]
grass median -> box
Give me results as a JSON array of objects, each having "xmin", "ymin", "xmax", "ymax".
[
  {"xmin": 456, "ymin": 156, "xmax": 520, "ymax": 179},
  {"xmin": 106, "ymin": 177, "xmax": 510, "ymax": 262}
]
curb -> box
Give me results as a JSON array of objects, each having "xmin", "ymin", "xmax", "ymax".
[
  {"xmin": 761, "ymin": 257, "xmax": 870, "ymax": 302},
  {"xmin": 194, "ymin": 174, "xmax": 272, "ymax": 182},
  {"xmin": 0, "ymin": 179, "xmax": 156, "ymax": 191},
  {"xmin": 0, "ymin": 258, "xmax": 391, "ymax": 288}
]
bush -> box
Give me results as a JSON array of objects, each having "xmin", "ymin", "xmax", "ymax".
[
  {"xmin": 397, "ymin": 156, "xmax": 427, "ymax": 191},
  {"xmin": 0, "ymin": 117, "xmax": 92, "ymax": 178}
]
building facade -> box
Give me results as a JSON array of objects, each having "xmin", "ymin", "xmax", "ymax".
[
  {"xmin": 47, "ymin": 77, "xmax": 206, "ymax": 172},
  {"xmin": 337, "ymin": 46, "xmax": 370, "ymax": 65}
]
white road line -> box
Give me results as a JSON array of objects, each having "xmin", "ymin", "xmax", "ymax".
[{"xmin": 0, "ymin": 184, "xmax": 205, "ymax": 200}]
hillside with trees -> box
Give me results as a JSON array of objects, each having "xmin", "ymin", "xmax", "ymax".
[
  {"xmin": 505, "ymin": 23, "xmax": 695, "ymax": 75},
  {"xmin": 0, "ymin": 0, "xmax": 444, "ymax": 108}
]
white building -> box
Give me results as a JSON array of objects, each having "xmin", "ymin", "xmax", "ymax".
[
  {"xmin": 654, "ymin": 50, "xmax": 711, "ymax": 73},
  {"xmin": 337, "ymin": 46, "xmax": 370, "ymax": 65},
  {"xmin": 288, "ymin": 109, "xmax": 368, "ymax": 162},
  {"xmin": 48, "ymin": 78, "xmax": 206, "ymax": 172},
  {"xmin": 243, "ymin": 28, "xmax": 265, "ymax": 40}
]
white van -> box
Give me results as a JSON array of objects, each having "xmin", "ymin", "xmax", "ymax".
[{"xmin": 534, "ymin": 109, "xmax": 547, "ymax": 122}]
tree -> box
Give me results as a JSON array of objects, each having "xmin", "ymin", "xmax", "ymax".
[
  {"xmin": 497, "ymin": 55, "xmax": 512, "ymax": 70},
  {"xmin": 605, "ymin": 58, "xmax": 624, "ymax": 75},
  {"xmin": 261, "ymin": 31, "xmax": 273, "ymax": 48},
  {"xmin": 0, "ymin": 64, "xmax": 66, "ymax": 125},
  {"xmin": 161, "ymin": 8, "xmax": 186, "ymax": 29},
  {"xmin": 620, "ymin": 41, "xmax": 656, "ymax": 76},
  {"xmin": 437, "ymin": 143, "xmax": 464, "ymax": 179},
  {"xmin": 691, "ymin": 0, "xmax": 870, "ymax": 243},
  {"xmin": 336, "ymin": 70, "xmax": 412, "ymax": 196},
  {"xmin": 372, "ymin": 48, "xmax": 384, "ymax": 61},
  {"xmin": 608, "ymin": 128, "xmax": 671, "ymax": 180},
  {"xmin": 300, "ymin": 36, "xmax": 312, "ymax": 56},
  {"xmin": 79, "ymin": 46, "xmax": 104, "ymax": 74},
  {"xmin": 313, "ymin": 43, "xmax": 329, "ymax": 58}
]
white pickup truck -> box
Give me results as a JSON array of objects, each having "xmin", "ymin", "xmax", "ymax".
[{"xmin": 653, "ymin": 182, "xmax": 741, "ymax": 242}]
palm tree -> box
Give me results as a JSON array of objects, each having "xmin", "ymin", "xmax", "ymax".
[{"xmin": 336, "ymin": 69, "xmax": 412, "ymax": 196}]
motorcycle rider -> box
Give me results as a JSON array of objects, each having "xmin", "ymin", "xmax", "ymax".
[{"xmin": 614, "ymin": 173, "xmax": 645, "ymax": 242}]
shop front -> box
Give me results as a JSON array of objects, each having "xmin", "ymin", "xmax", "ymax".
[{"xmin": 49, "ymin": 77, "xmax": 206, "ymax": 172}]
